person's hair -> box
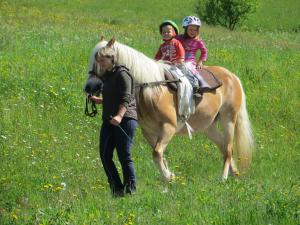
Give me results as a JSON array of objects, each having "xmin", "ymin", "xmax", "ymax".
[
  {"xmin": 97, "ymin": 47, "xmax": 115, "ymax": 58},
  {"xmin": 95, "ymin": 49, "xmax": 115, "ymax": 64},
  {"xmin": 183, "ymin": 28, "xmax": 189, "ymax": 39}
]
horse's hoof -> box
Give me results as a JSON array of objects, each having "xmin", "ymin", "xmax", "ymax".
[
  {"xmin": 170, "ymin": 173, "xmax": 176, "ymax": 182},
  {"xmin": 232, "ymin": 171, "xmax": 240, "ymax": 177},
  {"xmin": 221, "ymin": 176, "xmax": 228, "ymax": 182},
  {"xmin": 162, "ymin": 186, "xmax": 168, "ymax": 193},
  {"xmin": 163, "ymin": 172, "xmax": 175, "ymax": 182}
]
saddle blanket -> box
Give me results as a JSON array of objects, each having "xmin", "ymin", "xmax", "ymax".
[
  {"xmin": 162, "ymin": 64, "xmax": 223, "ymax": 138},
  {"xmin": 164, "ymin": 65, "xmax": 195, "ymax": 119}
]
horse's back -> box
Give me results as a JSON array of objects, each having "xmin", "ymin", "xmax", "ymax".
[
  {"xmin": 204, "ymin": 65, "xmax": 244, "ymax": 109},
  {"xmin": 184, "ymin": 66, "xmax": 244, "ymax": 132}
]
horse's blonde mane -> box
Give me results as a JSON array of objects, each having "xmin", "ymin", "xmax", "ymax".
[
  {"xmin": 92, "ymin": 39, "xmax": 166, "ymax": 100},
  {"xmin": 114, "ymin": 42, "xmax": 165, "ymax": 84}
]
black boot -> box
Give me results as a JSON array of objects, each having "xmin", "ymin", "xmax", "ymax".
[
  {"xmin": 124, "ymin": 181, "xmax": 136, "ymax": 195},
  {"xmin": 110, "ymin": 181, "xmax": 124, "ymax": 198}
]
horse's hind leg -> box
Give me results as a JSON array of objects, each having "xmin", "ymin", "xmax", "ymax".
[
  {"xmin": 152, "ymin": 123, "xmax": 176, "ymax": 182},
  {"xmin": 205, "ymin": 120, "xmax": 239, "ymax": 179},
  {"xmin": 220, "ymin": 114, "xmax": 239, "ymax": 180},
  {"xmin": 204, "ymin": 121, "xmax": 224, "ymax": 151}
]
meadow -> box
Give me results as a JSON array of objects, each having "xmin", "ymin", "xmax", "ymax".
[{"xmin": 0, "ymin": 0, "xmax": 299, "ymax": 224}]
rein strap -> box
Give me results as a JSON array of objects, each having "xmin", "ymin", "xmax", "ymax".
[
  {"xmin": 137, "ymin": 79, "xmax": 180, "ymax": 88},
  {"xmin": 85, "ymin": 97, "xmax": 98, "ymax": 117}
]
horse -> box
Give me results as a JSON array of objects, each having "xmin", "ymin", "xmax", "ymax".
[{"xmin": 88, "ymin": 37, "xmax": 254, "ymax": 182}]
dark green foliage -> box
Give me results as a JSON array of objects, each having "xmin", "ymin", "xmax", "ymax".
[{"xmin": 195, "ymin": 0, "xmax": 258, "ymax": 30}]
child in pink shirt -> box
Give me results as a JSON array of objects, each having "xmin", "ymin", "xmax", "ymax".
[
  {"xmin": 177, "ymin": 16, "xmax": 210, "ymax": 91},
  {"xmin": 155, "ymin": 20, "xmax": 203, "ymax": 98}
]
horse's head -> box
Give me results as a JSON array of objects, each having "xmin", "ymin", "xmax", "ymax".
[
  {"xmin": 91, "ymin": 36, "xmax": 165, "ymax": 84},
  {"xmin": 84, "ymin": 75, "xmax": 103, "ymax": 97},
  {"xmin": 97, "ymin": 37, "xmax": 117, "ymax": 58}
]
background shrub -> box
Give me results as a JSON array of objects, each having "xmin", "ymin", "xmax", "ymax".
[{"xmin": 195, "ymin": 0, "xmax": 258, "ymax": 30}]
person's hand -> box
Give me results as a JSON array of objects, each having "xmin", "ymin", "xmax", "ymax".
[
  {"xmin": 89, "ymin": 95, "xmax": 103, "ymax": 104},
  {"xmin": 110, "ymin": 115, "xmax": 123, "ymax": 126},
  {"xmin": 162, "ymin": 60, "xmax": 173, "ymax": 65},
  {"xmin": 175, "ymin": 58, "xmax": 185, "ymax": 65},
  {"xmin": 196, "ymin": 62, "xmax": 203, "ymax": 70}
]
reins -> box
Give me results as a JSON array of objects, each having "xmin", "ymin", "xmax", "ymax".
[
  {"xmin": 85, "ymin": 96, "xmax": 98, "ymax": 117},
  {"xmin": 84, "ymin": 79, "xmax": 180, "ymax": 117},
  {"xmin": 136, "ymin": 79, "xmax": 180, "ymax": 87}
]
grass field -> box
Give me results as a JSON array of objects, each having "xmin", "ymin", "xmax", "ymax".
[{"xmin": 0, "ymin": 0, "xmax": 299, "ymax": 224}]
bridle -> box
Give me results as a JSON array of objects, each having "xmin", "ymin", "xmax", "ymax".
[
  {"xmin": 84, "ymin": 74, "xmax": 103, "ymax": 117},
  {"xmin": 85, "ymin": 95, "xmax": 98, "ymax": 117}
]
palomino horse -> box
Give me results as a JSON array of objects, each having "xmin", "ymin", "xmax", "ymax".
[{"xmin": 89, "ymin": 38, "xmax": 254, "ymax": 181}]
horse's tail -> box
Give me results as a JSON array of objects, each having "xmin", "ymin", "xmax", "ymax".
[{"xmin": 235, "ymin": 80, "xmax": 254, "ymax": 173}]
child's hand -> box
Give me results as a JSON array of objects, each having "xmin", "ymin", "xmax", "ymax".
[
  {"xmin": 196, "ymin": 62, "xmax": 203, "ymax": 70},
  {"xmin": 174, "ymin": 61, "xmax": 184, "ymax": 66},
  {"xmin": 177, "ymin": 58, "xmax": 185, "ymax": 64}
]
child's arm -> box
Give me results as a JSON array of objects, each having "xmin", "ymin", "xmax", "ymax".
[
  {"xmin": 196, "ymin": 61, "xmax": 203, "ymax": 70},
  {"xmin": 155, "ymin": 46, "xmax": 162, "ymax": 61},
  {"xmin": 175, "ymin": 40, "xmax": 185, "ymax": 65},
  {"xmin": 197, "ymin": 40, "xmax": 207, "ymax": 69}
]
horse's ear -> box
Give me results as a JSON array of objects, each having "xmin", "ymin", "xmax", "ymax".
[
  {"xmin": 100, "ymin": 36, "xmax": 105, "ymax": 41},
  {"xmin": 107, "ymin": 37, "xmax": 115, "ymax": 48}
]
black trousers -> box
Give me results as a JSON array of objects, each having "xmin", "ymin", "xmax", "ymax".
[{"xmin": 99, "ymin": 117, "xmax": 137, "ymax": 192}]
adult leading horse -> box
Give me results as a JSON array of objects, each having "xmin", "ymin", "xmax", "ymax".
[{"xmin": 88, "ymin": 37, "xmax": 254, "ymax": 181}]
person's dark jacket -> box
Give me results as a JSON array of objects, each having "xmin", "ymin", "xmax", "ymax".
[{"xmin": 102, "ymin": 65, "xmax": 137, "ymax": 121}]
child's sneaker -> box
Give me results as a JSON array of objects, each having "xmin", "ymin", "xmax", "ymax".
[{"xmin": 193, "ymin": 87, "xmax": 202, "ymax": 98}]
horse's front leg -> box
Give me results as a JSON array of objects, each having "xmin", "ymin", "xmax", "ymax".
[{"xmin": 152, "ymin": 123, "xmax": 176, "ymax": 182}]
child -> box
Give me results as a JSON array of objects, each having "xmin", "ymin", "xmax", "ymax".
[
  {"xmin": 176, "ymin": 16, "xmax": 210, "ymax": 91},
  {"xmin": 155, "ymin": 20, "xmax": 185, "ymax": 65},
  {"xmin": 155, "ymin": 20, "xmax": 202, "ymax": 98}
]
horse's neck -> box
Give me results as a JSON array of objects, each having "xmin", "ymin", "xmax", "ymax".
[{"xmin": 115, "ymin": 43, "xmax": 164, "ymax": 84}]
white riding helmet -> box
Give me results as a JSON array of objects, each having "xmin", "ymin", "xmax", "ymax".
[{"xmin": 182, "ymin": 16, "xmax": 202, "ymax": 28}]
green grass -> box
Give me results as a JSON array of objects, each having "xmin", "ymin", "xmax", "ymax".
[
  {"xmin": 1, "ymin": 0, "xmax": 299, "ymax": 224},
  {"xmin": 245, "ymin": 0, "xmax": 300, "ymax": 32}
]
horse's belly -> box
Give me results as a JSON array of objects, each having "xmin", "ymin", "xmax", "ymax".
[{"xmin": 178, "ymin": 93, "xmax": 221, "ymax": 134}]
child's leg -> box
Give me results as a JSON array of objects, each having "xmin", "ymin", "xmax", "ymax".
[
  {"xmin": 184, "ymin": 62, "xmax": 211, "ymax": 90},
  {"xmin": 177, "ymin": 64, "xmax": 199, "ymax": 88},
  {"xmin": 194, "ymin": 73, "xmax": 211, "ymax": 89},
  {"xmin": 177, "ymin": 64, "xmax": 202, "ymax": 98}
]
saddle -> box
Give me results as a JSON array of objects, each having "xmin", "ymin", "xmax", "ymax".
[
  {"xmin": 164, "ymin": 69, "xmax": 178, "ymax": 91},
  {"xmin": 164, "ymin": 67, "xmax": 222, "ymax": 93},
  {"xmin": 198, "ymin": 68, "xmax": 222, "ymax": 92}
]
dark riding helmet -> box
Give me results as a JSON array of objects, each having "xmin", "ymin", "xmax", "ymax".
[
  {"xmin": 159, "ymin": 20, "xmax": 179, "ymax": 35},
  {"xmin": 84, "ymin": 76, "xmax": 103, "ymax": 95}
]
